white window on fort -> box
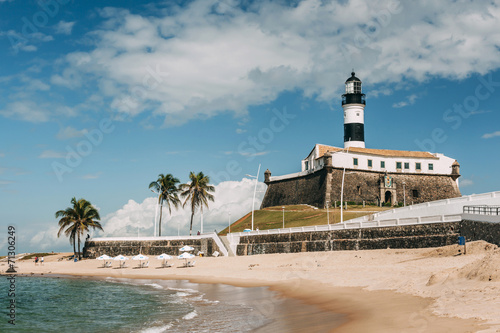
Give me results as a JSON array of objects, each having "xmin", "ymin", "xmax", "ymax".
[
  {"xmin": 404, "ymin": 162, "xmax": 410, "ymax": 170},
  {"xmin": 353, "ymin": 158, "xmax": 358, "ymax": 166},
  {"xmin": 428, "ymin": 163, "xmax": 434, "ymax": 171},
  {"xmin": 416, "ymin": 162, "xmax": 421, "ymax": 171},
  {"xmin": 396, "ymin": 162, "xmax": 402, "ymax": 170},
  {"xmin": 381, "ymin": 161, "xmax": 385, "ymax": 169},
  {"xmin": 368, "ymin": 159, "xmax": 372, "ymax": 168},
  {"xmin": 305, "ymin": 161, "xmax": 309, "ymax": 171}
]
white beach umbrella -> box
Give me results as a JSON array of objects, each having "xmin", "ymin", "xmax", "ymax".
[
  {"xmin": 157, "ymin": 253, "xmax": 173, "ymax": 268},
  {"xmin": 96, "ymin": 254, "xmax": 111, "ymax": 267},
  {"xmin": 177, "ymin": 252, "xmax": 195, "ymax": 264},
  {"xmin": 132, "ymin": 254, "xmax": 149, "ymax": 267},
  {"xmin": 97, "ymin": 254, "xmax": 111, "ymax": 260},
  {"xmin": 179, "ymin": 246, "xmax": 194, "ymax": 252},
  {"xmin": 156, "ymin": 253, "xmax": 172, "ymax": 260},
  {"xmin": 114, "ymin": 255, "xmax": 129, "ymax": 267},
  {"xmin": 114, "ymin": 255, "xmax": 129, "ymax": 261},
  {"xmin": 178, "ymin": 252, "xmax": 195, "ymax": 259},
  {"xmin": 132, "ymin": 254, "xmax": 149, "ymax": 261}
]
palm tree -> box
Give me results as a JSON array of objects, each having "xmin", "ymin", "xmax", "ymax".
[
  {"xmin": 56, "ymin": 197, "xmax": 103, "ymax": 260},
  {"xmin": 180, "ymin": 171, "xmax": 215, "ymax": 236},
  {"xmin": 149, "ymin": 174, "xmax": 181, "ymax": 236}
]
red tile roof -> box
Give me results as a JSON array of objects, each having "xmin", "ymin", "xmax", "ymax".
[{"xmin": 313, "ymin": 144, "xmax": 438, "ymax": 159}]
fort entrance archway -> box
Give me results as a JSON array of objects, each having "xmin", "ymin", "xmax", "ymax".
[{"xmin": 385, "ymin": 191, "xmax": 392, "ymax": 204}]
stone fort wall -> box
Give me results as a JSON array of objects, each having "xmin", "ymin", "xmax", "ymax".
[
  {"xmin": 237, "ymin": 222, "xmax": 460, "ymax": 255},
  {"xmin": 260, "ymin": 168, "xmax": 328, "ymax": 208},
  {"xmin": 83, "ymin": 238, "xmax": 221, "ymax": 258},
  {"xmin": 235, "ymin": 220, "xmax": 500, "ymax": 255},
  {"xmin": 329, "ymin": 168, "xmax": 460, "ymax": 205},
  {"xmin": 261, "ymin": 167, "xmax": 460, "ymax": 209}
]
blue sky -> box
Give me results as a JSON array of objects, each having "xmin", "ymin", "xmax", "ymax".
[{"xmin": 1, "ymin": 0, "xmax": 500, "ymax": 253}]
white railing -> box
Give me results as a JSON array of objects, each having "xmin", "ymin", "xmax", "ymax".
[
  {"xmin": 90, "ymin": 232, "xmax": 229, "ymax": 257},
  {"xmin": 226, "ymin": 213, "xmax": 463, "ymax": 250},
  {"xmin": 269, "ymin": 168, "xmax": 318, "ymax": 182},
  {"xmin": 346, "ymin": 190, "xmax": 500, "ymax": 224},
  {"xmin": 226, "ymin": 191, "xmax": 500, "ymax": 253}
]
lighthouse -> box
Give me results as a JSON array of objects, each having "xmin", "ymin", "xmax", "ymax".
[{"xmin": 342, "ymin": 72, "xmax": 366, "ymax": 149}]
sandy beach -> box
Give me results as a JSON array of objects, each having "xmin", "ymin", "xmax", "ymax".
[{"xmin": 5, "ymin": 241, "xmax": 500, "ymax": 332}]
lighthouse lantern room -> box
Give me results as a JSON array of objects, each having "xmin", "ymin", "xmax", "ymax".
[{"xmin": 342, "ymin": 72, "xmax": 366, "ymax": 149}]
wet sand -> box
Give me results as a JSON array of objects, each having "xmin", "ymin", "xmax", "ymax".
[{"xmin": 6, "ymin": 241, "xmax": 500, "ymax": 332}]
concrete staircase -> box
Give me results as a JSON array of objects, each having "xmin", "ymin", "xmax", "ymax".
[{"xmin": 219, "ymin": 236, "xmax": 235, "ymax": 257}]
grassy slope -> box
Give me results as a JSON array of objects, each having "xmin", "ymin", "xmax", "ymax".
[{"xmin": 219, "ymin": 204, "xmax": 390, "ymax": 235}]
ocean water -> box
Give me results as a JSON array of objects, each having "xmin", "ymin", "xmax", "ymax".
[{"xmin": 0, "ymin": 276, "xmax": 343, "ymax": 332}]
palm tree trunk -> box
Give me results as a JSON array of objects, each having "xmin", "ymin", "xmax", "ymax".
[
  {"xmin": 159, "ymin": 204, "xmax": 163, "ymax": 237},
  {"xmin": 189, "ymin": 211, "xmax": 194, "ymax": 236},
  {"xmin": 73, "ymin": 239, "xmax": 76, "ymax": 258},
  {"xmin": 77, "ymin": 233, "xmax": 81, "ymax": 260}
]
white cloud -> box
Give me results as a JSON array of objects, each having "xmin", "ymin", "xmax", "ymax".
[
  {"xmin": 0, "ymin": 101, "xmax": 50, "ymax": 122},
  {"xmin": 460, "ymin": 179, "xmax": 474, "ymax": 187},
  {"xmin": 55, "ymin": 21, "xmax": 75, "ymax": 35},
  {"xmin": 239, "ymin": 151, "xmax": 270, "ymax": 157},
  {"xmin": 82, "ymin": 172, "xmax": 102, "ymax": 180},
  {"xmin": 482, "ymin": 131, "xmax": 500, "ymax": 139},
  {"xmin": 236, "ymin": 128, "xmax": 247, "ymax": 134},
  {"xmin": 56, "ymin": 126, "xmax": 88, "ymax": 140},
  {"xmin": 44, "ymin": 1, "xmax": 500, "ymax": 125},
  {"xmin": 39, "ymin": 150, "xmax": 65, "ymax": 159},
  {"xmin": 0, "ymin": 30, "xmax": 53, "ymax": 53},
  {"xmin": 0, "ymin": 179, "xmax": 14, "ymax": 186},
  {"xmin": 30, "ymin": 225, "xmax": 70, "ymax": 252},
  {"xmin": 50, "ymin": 68, "xmax": 82, "ymax": 89},
  {"xmin": 26, "ymin": 79, "xmax": 50, "ymax": 91},
  {"xmin": 98, "ymin": 178, "xmax": 266, "ymax": 237},
  {"xmin": 392, "ymin": 94, "xmax": 418, "ymax": 108}
]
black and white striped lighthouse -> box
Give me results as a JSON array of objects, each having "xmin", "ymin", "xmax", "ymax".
[{"xmin": 342, "ymin": 72, "xmax": 366, "ymax": 149}]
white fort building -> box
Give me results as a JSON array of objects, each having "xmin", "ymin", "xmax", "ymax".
[{"xmin": 261, "ymin": 72, "xmax": 461, "ymax": 208}]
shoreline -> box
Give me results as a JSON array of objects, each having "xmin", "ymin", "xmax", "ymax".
[{"xmin": 6, "ymin": 242, "xmax": 500, "ymax": 332}]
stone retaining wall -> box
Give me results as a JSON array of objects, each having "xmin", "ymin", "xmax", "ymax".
[
  {"xmin": 459, "ymin": 220, "xmax": 500, "ymax": 246},
  {"xmin": 83, "ymin": 238, "xmax": 221, "ymax": 258},
  {"xmin": 236, "ymin": 222, "xmax": 461, "ymax": 255}
]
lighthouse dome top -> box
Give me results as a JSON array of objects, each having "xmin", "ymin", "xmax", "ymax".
[
  {"xmin": 344, "ymin": 72, "xmax": 363, "ymax": 95},
  {"xmin": 345, "ymin": 72, "xmax": 361, "ymax": 83}
]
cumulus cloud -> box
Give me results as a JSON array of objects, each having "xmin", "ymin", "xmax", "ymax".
[
  {"xmin": 460, "ymin": 179, "xmax": 474, "ymax": 187},
  {"xmin": 392, "ymin": 94, "xmax": 418, "ymax": 108},
  {"xmin": 0, "ymin": 30, "xmax": 53, "ymax": 53},
  {"xmin": 97, "ymin": 178, "xmax": 266, "ymax": 237},
  {"xmin": 56, "ymin": 126, "xmax": 88, "ymax": 140},
  {"xmin": 0, "ymin": 101, "xmax": 50, "ymax": 122},
  {"xmin": 482, "ymin": 130, "xmax": 500, "ymax": 139},
  {"xmin": 48, "ymin": 0, "xmax": 500, "ymax": 125},
  {"xmin": 0, "ymin": 179, "xmax": 14, "ymax": 186},
  {"xmin": 55, "ymin": 21, "xmax": 76, "ymax": 35},
  {"xmin": 82, "ymin": 172, "xmax": 102, "ymax": 179},
  {"xmin": 38, "ymin": 150, "xmax": 65, "ymax": 159},
  {"xmin": 30, "ymin": 225, "xmax": 70, "ymax": 252}
]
